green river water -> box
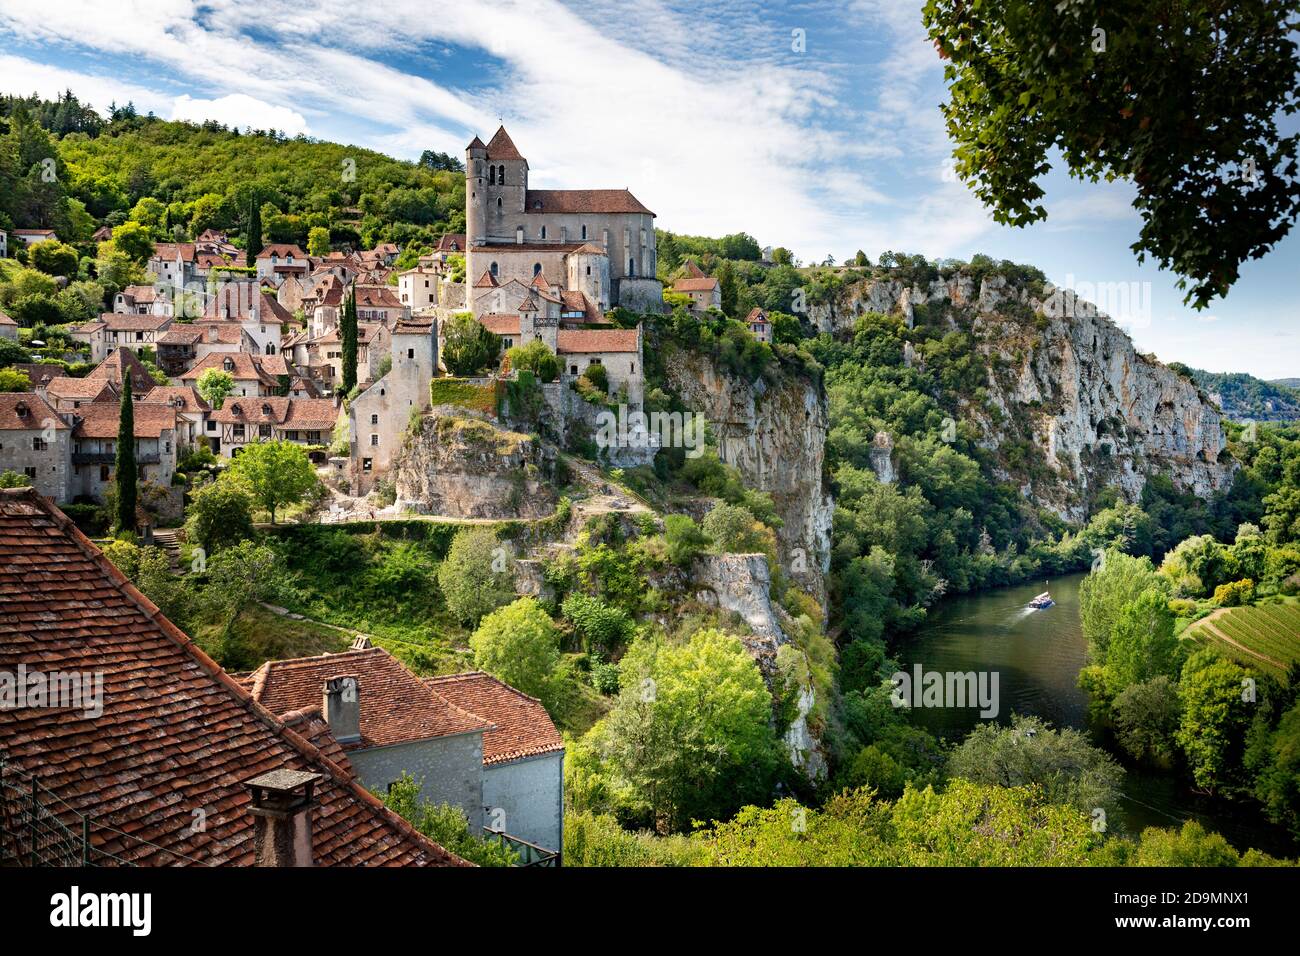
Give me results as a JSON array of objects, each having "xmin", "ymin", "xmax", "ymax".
[{"xmin": 897, "ymin": 571, "xmax": 1298, "ymax": 857}]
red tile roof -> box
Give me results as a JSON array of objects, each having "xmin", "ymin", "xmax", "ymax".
[
  {"xmin": 210, "ymin": 397, "xmax": 338, "ymax": 431},
  {"xmin": 524, "ymin": 189, "xmax": 654, "ymax": 216},
  {"xmin": 73, "ymin": 402, "xmax": 177, "ymax": 440},
  {"xmin": 0, "ymin": 489, "xmax": 467, "ymax": 867},
  {"xmin": 139, "ymin": 385, "xmax": 210, "ymax": 414},
  {"xmin": 245, "ymin": 647, "xmax": 492, "ymax": 751},
  {"xmin": 480, "ymin": 314, "xmax": 521, "ymax": 336},
  {"xmin": 179, "ymin": 352, "xmax": 289, "ymax": 384},
  {"xmin": 557, "ymin": 328, "xmax": 639, "ymax": 354},
  {"xmin": 0, "ymin": 310, "xmax": 17, "ymax": 326},
  {"xmin": 673, "ymin": 277, "xmax": 719, "ymax": 292},
  {"xmin": 46, "ymin": 376, "xmax": 117, "ymax": 402},
  {"xmin": 256, "ymin": 243, "xmax": 306, "ymax": 260},
  {"xmin": 0, "ymin": 392, "xmax": 67, "ymax": 431},
  {"xmin": 473, "ymin": 269, "xmax": 499, "ymax": 288},
  {"xmin": 95, "ymin": 312, "xmax": 172, "ymax": 332},
  {"xmin": 424, "ymin": 672, "xmax": 564, "ymax": 765},
  {"xmin": 11, "ymin": 363, "xmax": 61, "ymax": 388},
  {"xmin": 484, "ymin": 125, "xmax": 524, "ymax": 161},
  {"xmin": 86, "ymin": 348, "xmax": 156, "ymax": 389},
  {"xmin": 745, "ymin": 307, "xmax": 770, "ymax": 324}
]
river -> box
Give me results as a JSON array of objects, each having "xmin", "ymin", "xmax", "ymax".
[{"xmin": 898, "ymin": 572, "xmax": 1298, "ymax": 856}]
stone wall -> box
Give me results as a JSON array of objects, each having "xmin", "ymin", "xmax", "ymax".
[{"xmin": 348, "ymin": 732, "xmax": 485, "ymax": 831}]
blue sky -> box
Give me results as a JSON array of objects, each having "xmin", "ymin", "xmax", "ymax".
[{"xmin": 1, "ymin": 0, "xmax": 1296, "ymax": 378}]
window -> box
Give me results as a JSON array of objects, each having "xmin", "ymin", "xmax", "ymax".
[
  {"xmin": 99, "ymin": 465, "xmax": 109, "ymax": 482},
  {"xmin": 370, "ymin": 414, "xmax": 379, "ymax": 425},
  {"xmin": 32, "ymin": 437, "xmax": 46, "ymax": 451},
  {"xmin": 631, "ymin": 363, "xmax": 635, "ymax": 373},
  {"xmin": 233, "ymin": 424, "xmax": 245, "ymax": 438},
  {"xmin": 533, "ymin": 263, "xmax": 542, "ymax": 276},
  {"xmin": 206, "ymin": 420, "xmax": 216, "ymax": 431},
  {"xmin": 363, "ymin": 458, "xmax": 373, "ymax": 472},
  {"xmin": 489, "ymin": 165, "xmax": 496, "ymax": 185},
  {"xmin": 540, "ymin": 226, "xmax": 546, "ymax": 239},
  {"xmin": 498, "ymin": 164, "xmax": 505, "ymax": 184},
  {"xmin": 490, "ymin": 262, "xmax": 498, "ymax": 277},
  {"xmin": 371, "ymin": 434, "xmax": 379, "ymax": 446},
  {"xmin": 259, "ymin": 424, "xmax": 272, "ymax": 438},
  {"xmin": 570, "ymin": 365, "xmax": 578, "ymax": 375},
  {"xmin": 24, "ymin": 467, "xmax": 36, "ymax": 480},
  {"xmin": 586, "ymin": 265, "xmax": 591, "ymax": 275},
  {"xmin": 497, "ymin": 197, "xmax": 502, "ymax": 209},
  {"xmin": 407, "ymin": 348, "xmax": 415, "ymax": 359},
  {"xmin": 629, "ymin": 258, "xmax": 636, "ymax": 276},
  {"xmin": 580, "ymin": 225, "xmax": 587, "ymax": 240}
]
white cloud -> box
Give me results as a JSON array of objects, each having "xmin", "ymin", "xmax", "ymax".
[
  {"xmin": 0, "ymin": 53, "xmax": 170, "ymax": 116},
  {"xmin": 170, "ymin": 93, "xmax": 310, "ymax": 134}
]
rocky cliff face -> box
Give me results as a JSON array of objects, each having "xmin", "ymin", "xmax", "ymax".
[
  {"xmin": 662, "ymin": 348, "xmax": 833, "ymax": 604},
  {"xmin": 393, "ymin": 415, "xmax": 557, "ymax": 519},
  {"xmin": 812, "ymin": 274, "xmax": 1234, "ymax": 521}
]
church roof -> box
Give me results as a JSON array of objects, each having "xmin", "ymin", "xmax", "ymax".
[
  {"xmin": 523, "ymin": 189, "xmax": 654, "ymax": 216},
  {"xmin": 473, "ymin": 269, "xmax": 499, "ymax": 288},
  {"xmin": 466, "ymin": 135, "xmax": 486, "ymax": 151},
  {"xmin": 485, "ymin": 125, "xmax": 524, "ymax": 161}
]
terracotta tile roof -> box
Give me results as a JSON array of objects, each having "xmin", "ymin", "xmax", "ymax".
[
  {"xmin": 0, "ymin": 392, "xmax": 67, "ymax": 431},
  {"xmin": 557, "ymin": 328, "xmax": 639, "ymax": 354},
  {"xmin": 204, "ymin": 287, "xmax": 291, "ymax": 324},
  {"xmin": 151, "ymin": 242, "xmax": 197, "ymax": 262},
  {"xmin": 436, "ymin": 233, "xmax": 465, "ymax": 252},
  {"xmin": 314, "ymin": 321, "xmax": 382, "ymax": 346},
  {"xmin": 466, "ymin": 135, "xmax": 487, "ymax": 150},
  {"xmin": 354, "ymin": 285, "xmax": 403, "ymax": 309},
  {"xmin": 86, "ymin": 348, "xmax": 155, "ymax": 388},
  {"xmin": 210, "ymin": 397, "xmax": 338, "ymax": 431},
  {"xmin": 559, "ymin": 291, "xmax": 603, "ymax": 323},
  {"xmin": 473, "ymin": 269, "xmax": 499, "ymax": 288},
  {"xmin": 0, "ymin": 489, "xmax": 467, "ymax": 867},
  {"xmin": 139, "ymin": 385, "xmax": 210, "ymax": 413},
  {"xmin": 13, "ymin": 228, "xmax": 56, "ymax": 237},
  {"xmin": 46, "ymin": 376, "xmax": 117, "ymax": 402},
  {"xmin": 11, "ymin": 364, "xmax": 61, "ymax": 388},
  {"xmin": 256, "ymin": 243, "xmax": 306, "ymax": 260},
  {"xmin": 393, "ymin": 318, "xmax": 435, "ymax": 335},
  {"xmin": 530, "ymin": 271, "xmax": 550, "ymax": 290},
  {"xmin": 179, "ymin": 352, "xmax": 288, "ymax": 385},
  {"xmin": 682, "ymin": 259, "xmax": 706, "ymax": 278},
  {"xmin": 73, "ymin": 402, "xmax": 177, "ymax": 440},
  {"xmin": 157, "ymin": 325, "xmax": 206, "ymax": 346},
  {"xmin": 287, "ymin": 376, "xmax": 321, "ymax": 397},
  {"xmin": 745, "ymin": 307, "xmax": 770, "ymax": 324},
  {"xmin": 524, "ymin": 189, "xmax": 654, "ymax": 216},
  {"xmin": 480, "ymin": 314, "xmax": 521, "ymax": 336},
  {"xmin": 95, "ymin": 312, "xmax": 171, "ymax": 332},
  {"xmin": 484, "ymin": 125, "xmax": 523, "ymax": 160},
  {"xmin": 424, "ymin": 672, "xmax": 564, "ymax": 765},
  {"xmin": 0, "ymin": 310, "xmax": 17, "ymax": 326},
  {"xmin": 672, "ymin": 277, "xmax": 719, "ymax": 292},
  {"xmin": 246, "ymin": 647, "xmax": 492, "ymax": 751},
  {"xmin": 570, "ymin": 243, "xmax": 607, "ymax": 257},
  {"xmin": 119, "ymin": 284, "xmax": 162, "ymax": 303}
]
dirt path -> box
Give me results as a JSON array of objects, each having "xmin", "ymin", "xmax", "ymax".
[
  {"xmin": 1187, "ymin": 609, "xmax": 1285, "ymax": 670},
  {"xmin": 259, "ymin": 601, "xmax": 376, "ymax": 645}
]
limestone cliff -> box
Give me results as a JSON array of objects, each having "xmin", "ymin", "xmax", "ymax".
[
  {"xmin": 393, "ymin": 415, "xmax": 558, "ymax": 519},
  {"xmin": 661, "ymin": 346, "xmax": 833, "ymax": 604},
  {"xmin": 812, "ymin": 273, "xmax": 1234, "ymax": 521}
]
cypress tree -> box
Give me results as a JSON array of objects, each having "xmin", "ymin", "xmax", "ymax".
[
  {"xmin": 115, "ymin": 371, "xmax": 137, "ymax": 534},
  {"xmin": 245, "ymin": 195, "xmax": 261, "ymax": 269},
  {"xmin": 341, "ymin": 280, "xmax": 358, "ymax": 394}
]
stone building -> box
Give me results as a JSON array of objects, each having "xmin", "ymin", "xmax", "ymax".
[
  {"xmin": 464, "ymin": 126, "xmax": 661, "ymax": 317},
  {"xmin": 349, "ymin": 318, "xmax": 437, "ymax": 491},
  {"xmin": 69, "ymin": 402, "xmax": 178, "ymax": 501},
  {"xmin": 0, "ymin": 392, "xmax": 72, "ymax": 500}
]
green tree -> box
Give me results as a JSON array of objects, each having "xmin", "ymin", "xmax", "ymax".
[
  {"xmin": 663, "ymin": 514, "xmax": 709, "ymax": 566},
  {"xmin": 0, "ymin": 368, "xmax": 31, "ymax": 392},
  {"xmin": 470, "ymin": 597, "xmax": 561, "ymax": 700},
  {"xmin": 378, "ymin": 773, "xmax": 517, "ymax": 866},
  {"xmin": 341, "ymin": 281, "xmax": 358, "ymax": 394},
  {"xmin": 436, "ymin": 526, "xmax": 514, "ymax": 626},
  {"xmin": 702, "ymin": 502, "xmax": 767, "ymax": 554},
  {"xmin": 225, "ymin": 439, "xmax": 320, "ymax": 523},
  {"xmin": 110, "ymin": 220, "xmax": 154, "ymax": 263},
  {"xmin": 586, "ymin": 629, "xmax": 777, "ymax": 833},
  {"xmin": 114, "ymin": 373, "xmax": 137, "ymax": 534},
  {"xmin": 440, "ymin": 313, "xmax": 499, "ymax": 376},
  {"xmin": 30, "ymin": 240, "xmax": 79, "ymax": 278},
  {"xmin": 1103, "ymin": 588, "xmax": 1182, "ymax": 696},
  {"xmin": 506, "ymin": 339, "xmax": 559, "ymax": 382},
  {"xmin": 1112, "ymin": 676, "xmax": 1182, "ymax": 764},
  {"xmin": 201, "ymin": 540, "xmax": 286, "ymax": 657},
  {"xmin": 1078, "ymin": 550, "xmax": 1164, "ymax": 662},
  {"xmin": 1176, "ymin": 648, "xmax": 1255, "ymax": 792},
  {"xmin": 947, "ymin": 714, "xmax": 1124, "ymax": 820},
  {"xmin": 185, "ymin": 478, "xmax": 255, "ymax": 554},
  {"xmin": 307, "ymin": 225, "xmax": 331, "ymax": 257},
  {"xmin": 195, "ymin": 368, "xmax": 235, "ymax": 409},
  {"xmin": 922, "ymin": 0, "xmax": 1300, "ymax": 308},
  {"xmin": 1253, "ymin": 701, "xmax": 1300, "ymax": 839}
]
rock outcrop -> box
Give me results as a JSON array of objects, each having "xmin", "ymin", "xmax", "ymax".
[
  {"xmin": 813, "ymin": 274, "xmax": 1234, "ymax": 521},
  {"xmin": 662, "ymin": 347, "xmax": 833, "ymax": 605},
  {"xmin": 393, "ymin": 415, "xmax": 557, "ymax": 519}
]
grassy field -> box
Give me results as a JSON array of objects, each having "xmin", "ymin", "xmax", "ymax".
[{"xmin": 1187, "ymin": 601, "xmax": 1300, "ymax": 678}]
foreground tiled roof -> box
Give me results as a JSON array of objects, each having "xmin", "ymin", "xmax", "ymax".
[
  {"xmin": 0, "ymin": 490, "xmax": 467, "ymax": 866},
  {"xmin": 480, "ymin": 314, "xmax": 521, "ymax": 336},
  {"xmin": 425, "ymin": 672, "xmax": 564, "ymax": 766},
  {"xmin": 245, "ymin": 647, "xmax": 492, "ymax": 750},
  {"xmin": 524, "ymin": 189, "xmax": 654, "ymax": 216},
  {"xmin": 557, "ymin": 328, "xmax": 639, "ymax": 354}
]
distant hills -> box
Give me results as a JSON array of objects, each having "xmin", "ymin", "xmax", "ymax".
[{"xmin": 1168, "ymin": 364, "xmax": 1300, "ymax": 422}]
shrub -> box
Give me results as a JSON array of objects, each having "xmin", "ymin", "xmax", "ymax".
[
  {"xmin": 561, "ymin": 592, "xmax": 633, "ymax": 654},
  {"xmin": 437, "ymin": 526, "xmax": 514, "ymax": 626},
  {"xmin": 663, "ymin": 513, "xmax": 709, "ymax": 566},
  {"xmin": 1213, "ymin": 578, "xmax": 1255, "ymax": 607},
  {"xmin": 470, "ymin": 597, "xmax": 561, "ymax": 700},
  {"xmin": 507, "ymin": 339, "xmax": 560, "ymax": 382},
  {"xmin": 185, "ymin": 478, "xmax": 255, "ymax": 554}
]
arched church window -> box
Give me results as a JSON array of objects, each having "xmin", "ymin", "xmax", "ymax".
[
  {"xmin": 540, "ymin": 226, "xmax": 546, "ymax": 239},
  {"xmin": 629, "ymin": 259, "xmax": 636, "ymax": 276},
  {"xmin": 498, "ymin": 165, "xmax": 505, "ymax": 184},
  {"xmin": 533, "ymin": 263, "xmax": 542, "ymax": 276},
  {"xmin": 497, "ymin": 197, "xmax": 502, "ymax": 208},
  {"xmin": 489, "ymin": 166, "xmax": 496, "ymax": 185},
  {"xmin": 581, "ymin": 225, "xmax": 587, "ymax": 240}
]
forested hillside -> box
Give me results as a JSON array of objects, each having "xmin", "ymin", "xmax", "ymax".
[
  {"xmin": 1168, "ymin": 363, "xmax": 1300, "ymax": 423},
  {"xmin": 0, "ymin": 91, "xmax": 465, "ymax": 255}
]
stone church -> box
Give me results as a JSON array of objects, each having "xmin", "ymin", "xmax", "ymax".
[{"xmin": 464, "ymin": 127, "xmax": 663, "ymax": 318}]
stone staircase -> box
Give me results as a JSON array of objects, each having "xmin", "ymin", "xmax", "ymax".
[{"xmin": 151, "ymin": 528, "xmax": 183, "ymax": 572}]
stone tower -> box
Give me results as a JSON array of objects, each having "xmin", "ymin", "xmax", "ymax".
[{"xmin": 567, "ymin": 243, "xmax": 610, "ymax": 311}]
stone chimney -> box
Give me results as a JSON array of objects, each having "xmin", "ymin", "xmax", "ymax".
[
  {"xmin": 243, "ymin": 769, "xmax": 322, "ymax": 867},
  {"xmin": 322, "ymin": 676, "xmax": 361, "ymax": 744}
]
